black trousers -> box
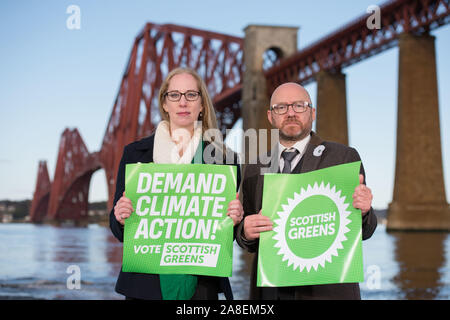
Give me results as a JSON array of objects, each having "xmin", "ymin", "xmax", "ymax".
[{"xmin": 191, "ymin": 276, "xmax": 218, "ymax": 300}]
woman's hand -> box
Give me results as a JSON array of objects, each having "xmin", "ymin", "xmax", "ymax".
[
  {"xmin": 114, "ymin": 192, "xmax": 134, "ymax": 225},
  {"xmin": 227, "ymin": 193, "xmax": 244, "ymax": 226}
]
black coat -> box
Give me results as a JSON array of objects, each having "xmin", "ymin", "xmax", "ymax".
[
  {"xmin": 236, "ymin": 132, "xmax": 377, "ymax": 300},
  {"xmin": 110, "ymin": 133, "xmax": 241, "ymax": 300}
]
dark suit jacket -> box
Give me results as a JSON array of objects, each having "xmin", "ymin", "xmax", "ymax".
[
  {"xmin": 236, "ymin": 132, "xmax": 377, "ymax": 300},
  {"xmin": 110, "ymin": 133, "xmax": 241, "ymax": 300}
]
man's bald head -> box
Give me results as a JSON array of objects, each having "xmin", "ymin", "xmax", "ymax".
[
  {"xmin": 267, "ymin": 82, "xmax": 315, "ymax": 146},
  {"xmin": 270, "ymin": 82, "xmax": 312, "ymax": 107}
]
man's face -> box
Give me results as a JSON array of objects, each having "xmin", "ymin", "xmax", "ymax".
[{"xmin": 267, "ymin": 83, "xmax": 316, "ymax": 142}]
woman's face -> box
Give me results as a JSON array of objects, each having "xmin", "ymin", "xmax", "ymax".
[{"xmin": 163, "ymin": 73, "xmax": 203, "ymax": 134}]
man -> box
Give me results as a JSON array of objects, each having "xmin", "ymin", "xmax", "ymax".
[{"xmin": 236, "ymin": 82, "xmax": 377, "ymax": 300}]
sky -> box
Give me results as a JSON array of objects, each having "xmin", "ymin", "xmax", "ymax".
[{"xmin": 0, "ymin": 0, "xmax": 449, "ymax": 210}]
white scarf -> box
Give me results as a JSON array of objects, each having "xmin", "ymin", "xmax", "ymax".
[{"xmin": 153, "ymin": 121, "xmax": 202, "ymax": 164}]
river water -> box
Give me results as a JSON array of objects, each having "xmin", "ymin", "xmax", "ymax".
[{"xmin": 0, "ymin": 222, "xmax": 449, "ymax": 300}]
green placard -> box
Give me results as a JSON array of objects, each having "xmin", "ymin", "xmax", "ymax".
[
  {"xmin": 257, "ymin": 161, "xmax": 364, "ymax": 287},
  {"xmin": 122, "ymin": 163, "xmax": 236, "ymax": 277}
]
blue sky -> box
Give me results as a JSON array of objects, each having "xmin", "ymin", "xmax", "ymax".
[{"xmin": 0, "ymin": 0, "xmax": 449, "ymax": 210}]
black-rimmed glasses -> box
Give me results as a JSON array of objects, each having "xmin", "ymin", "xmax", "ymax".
[
  {"xmin": 270, "ymin": 101, "xmax": 312, "ymax": 115},
  {"xmin": 165, "ymin": 90, "xmax": 201, "ymax": 102}
]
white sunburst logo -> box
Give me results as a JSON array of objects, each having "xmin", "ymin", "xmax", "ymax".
[{"xmin": 272, "ymin": 181, "xmax": 351, "ymax": 272}]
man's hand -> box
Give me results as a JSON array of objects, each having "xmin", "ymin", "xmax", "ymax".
[
  {"xmin": 353, "ymin": 174, "xmax": 373, "ymax": 216},
  {"xmin": 243, "ymin": 210, "xmax": 273, "ymax": 241}
]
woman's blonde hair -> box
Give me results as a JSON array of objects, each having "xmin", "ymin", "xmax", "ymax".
[{"xmin": 158, "ymin": 67, "xmax": 218, "ymax": 134}]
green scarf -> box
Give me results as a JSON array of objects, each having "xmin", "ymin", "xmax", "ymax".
[{"xmin": 159, "ymin": 140, "xmax": 204, "ymax": 300}]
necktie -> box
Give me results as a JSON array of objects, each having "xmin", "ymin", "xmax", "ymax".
[{"xmin": 281, "ymin": 149, "xmax": 299, "ymax": 173}]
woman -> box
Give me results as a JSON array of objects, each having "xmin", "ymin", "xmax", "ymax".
[{"xmin": 110, "ymin": 67, "xmax": 243, "ymax": 300}]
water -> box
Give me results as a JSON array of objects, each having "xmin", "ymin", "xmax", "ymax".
[
  {"xmin": 0, "ymin": 223, "xmax": 449, "ymax": 300},
  {"xmin": 0, "ymin": 223, "xmax": 123, "ymax": 300}
]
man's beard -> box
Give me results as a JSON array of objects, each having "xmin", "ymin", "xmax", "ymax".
[{"xmin": 279, "ymin": 118, "xmax": 312, "ymax": 142}]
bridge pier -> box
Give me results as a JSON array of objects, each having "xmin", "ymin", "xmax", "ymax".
[
  {"xmin": 315, "ymin": 70, "xmax": 349, "ymax": 146},
  {"xmin": 242, "ymin": 25, "xmax": 298, "ymax": 162},
  {"xmin": 30, "ymin": 161, "xmax": 51, "ymax": 223},
  {"xmin": 47, "ymin": 171, "xmax": 92, "ymax": 222},
  {"xmin": 387, "ymin": 33, "xmax": 450, "ymax": 231}
]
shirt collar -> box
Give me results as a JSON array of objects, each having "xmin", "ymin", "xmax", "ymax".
[{"xmin": 277, "ymin": 134, "xmax": 311, "ymax": 160}]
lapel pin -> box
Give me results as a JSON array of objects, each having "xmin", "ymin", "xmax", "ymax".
[{"xmin": 313, "ymin": 145, "xmax": 325, "ymax": 157}]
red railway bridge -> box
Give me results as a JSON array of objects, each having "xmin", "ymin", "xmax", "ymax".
[{"xmin": 30, "ymin": 0, "xmax": 450, "ymax": 230}]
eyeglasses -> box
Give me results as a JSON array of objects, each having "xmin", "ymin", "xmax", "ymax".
[
  {"xmin": 270, "ymin": 101, "xmax": 312, "ymax": 115},
  {"xmin": 165, "ymin": 90, "xmax": 201, "ymax": 102}
]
